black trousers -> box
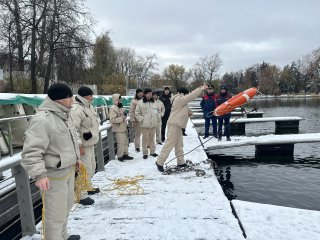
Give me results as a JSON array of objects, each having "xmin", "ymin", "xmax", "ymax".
[{"xmin": 161, "ymin": 116, "xmax": 169, "ymax": 141}]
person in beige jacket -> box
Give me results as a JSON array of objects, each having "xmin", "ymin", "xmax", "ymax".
[
  {"xmin": 156, "ymin": 84, "xmax": 208, "ymax": 172},
  {"xmin": 135, "ymin": 88, "xmax": 159, "ymax": 159},
  {"xmin": 109, "ymin": 94, "xmax": 134, "ymax": 161},
  {"xmin": 129, "ymin": 88, "xmax": 143, "ymax": 152},
  {"xmin": 21, "ymin": 83, "xmax": 81, "ymax": 240},
  {"xmin": 152, "ymin": 91, "xmax": 165, "ymax": 144},
  {"xmin": 70, "ymin": 86, "xmax": 100, "ymax": 206}
]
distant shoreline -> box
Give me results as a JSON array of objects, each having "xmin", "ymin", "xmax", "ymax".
[{"xmin": 253, "ymin": 94, "xmax": 320, "ymax": 99}]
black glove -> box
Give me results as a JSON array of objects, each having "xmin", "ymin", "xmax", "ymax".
[{"xmin": 83, "ymin": 132, "xmax": 93, "ymax": 140}]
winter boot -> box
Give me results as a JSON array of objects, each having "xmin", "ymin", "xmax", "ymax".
[
  {"xmin": 155, "ymin": 162, "xmax": 164, "ymax": 172},
  {"xmin": 123, "ymin": 155, "xmax": 134, "ymax": 160},
  {"xmin": 68, "ymin": 235, "xmax": 81, "ymax": 240},
  {"xmin": 177, "ymin": 163, "xmax": 187, "ymax": 168},
  {"xmin": 150, "ymin": 153, "xmax": 158, "ymax": 157},
  {"xmin": 88, "ymin": 187, "xmax": 100, "ymax": 195},
  {"xmin": 136, "ymin": 148, "xmax": 140, "ymax": 152},
  {"xmin": 143, "ymin": 155, "xmax": 148, "ymax": 159},
  {"xmin": 79, "ymin": 197, "xmax": 94, "ymax": 206}
]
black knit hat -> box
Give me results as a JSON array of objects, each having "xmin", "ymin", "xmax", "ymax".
[
  {"xmin": 78, "ymin": 86, "xmax": 93, "ymax": 97},
  {"xmin": 136, "ymin": 88, "xmax": 143, "ymax": 94},
  {"xmin": 48, "ymin": 83, "xmax": 73, "ymax": 100},
  {"xmin": 177, "ymin": 87, "xmax": 189, "ymax": 95},
  {"xmin": 143, "ymin": 88, "xmax": 152, "ymax": 94}
]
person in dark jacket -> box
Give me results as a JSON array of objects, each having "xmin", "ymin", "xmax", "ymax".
[
  {"xmin": 216, "ymin": 85, "xmax": 232, "ymax": 141},
  {"xmin": 159, "ymin": 87, "xmax": 172, "ymax": 142},
  {"xmin": 200, "ymin": 85, "xmax": 217, "ymax": 138}
]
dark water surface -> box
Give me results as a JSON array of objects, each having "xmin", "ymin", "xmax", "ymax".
[{"xmin": 206, "ymin": 97, "xmax": 320, "ymax": 211}]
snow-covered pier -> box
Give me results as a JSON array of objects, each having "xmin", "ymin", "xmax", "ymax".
[
  {"xmin": 190, "ymin": 111, "xmax": 264, "ymax": 119},
  {"xmin": 4, "ymin": 119, "xmax": 320, "ymax": 240},
  {"xmin": 192, "ymin": 116, "xmax": 303, "ymax": 135},
  {"xmin": 21, "ymin": 120, "xmax": 245, "ymax": 240},
  {"xmin": 203, "ymin": 133, "xmax": 320, "ymax": 155}
]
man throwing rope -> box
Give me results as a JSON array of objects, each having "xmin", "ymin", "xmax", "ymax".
[
  {"xmin": 155, "ymin": 84, "xmax": 208, "ymax": 172},
  {"xmin": 21, "ymin": 83, "xmax": 81, "ymax": 240}
]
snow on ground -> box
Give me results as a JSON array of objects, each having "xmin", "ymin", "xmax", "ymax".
[
  {"xmin": 24, "ymin": 120, "xmax": 244, "ymax": 240},
  {"xmin": 19, "ymin": 119, "xmax": 320, "ymax": 240},
  {"xmin": 202, "ymin": 133, "xmax": 320, "ymax": 152},
  {"xmin": 232, "ymin": 200, "xmax": 320, "ymax": 240},
  {"xmin": 192, "ymin": 116, "xmax": 303, "ymax": 125}
]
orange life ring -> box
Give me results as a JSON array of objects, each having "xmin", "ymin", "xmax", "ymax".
[{"xmin": 213, "ymin": 87, "xmax": 258, "ymax": 116}]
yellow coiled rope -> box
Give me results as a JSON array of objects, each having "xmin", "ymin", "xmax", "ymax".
[
  {"xmin": 102, "ymin": 175, "xmax": 145, "ymax": 196},
  {"xmin": 74, "ymin": 164, "xmax": 92, "ymax": 203}
]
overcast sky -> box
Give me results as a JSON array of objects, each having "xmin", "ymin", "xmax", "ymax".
[{"xmin": 86, "ymin": 0, "xmax": 320, "ymax": 74}]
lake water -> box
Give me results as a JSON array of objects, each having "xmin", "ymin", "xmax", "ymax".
[{"xmin": 202, "ymin": 97, "xmax": 320, "ymax": 211}]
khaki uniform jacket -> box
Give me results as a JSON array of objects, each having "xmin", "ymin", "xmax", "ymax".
[
  {"xmin": 168, "ymin": 87, "xmax": 203, "ymax": 128},
  {"xmin": 21, "ymin": 97, "xmax": 80, "ymax": 180},
  {"xmin": 135, "ymin": 98, "xmax": 159, "ymax": 128},
  {"xmin": 129, "ymin": 97, "xmax": 140, "ymax": 122},
  {"xmin": 155, "ymin": 99, "xmax": 165, "ymax": 123},
  {"xmin": 71, "ymin": 95, "xmax": 100, "ymax": 147},
  {"xmin": 109, "ymin": 94, "xmax": 127, "ymax": 133}
]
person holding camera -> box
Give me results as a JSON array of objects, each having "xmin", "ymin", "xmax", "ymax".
[
  {"xmin": 71, "ymin": 86, "xmax": 99, "ymax": 205},
  {"xmin": 109, "ymin": 94, "xmax": 134, "ymax": 162}
]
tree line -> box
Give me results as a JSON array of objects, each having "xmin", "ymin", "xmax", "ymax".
[{"xmin": 0, "ymin": 0, "xmax": 319, "ymax": 95}]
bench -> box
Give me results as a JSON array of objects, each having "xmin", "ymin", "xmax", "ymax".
[{"xmin": 192, "ymin": 117, "xmax": 303, "ymax": 135}]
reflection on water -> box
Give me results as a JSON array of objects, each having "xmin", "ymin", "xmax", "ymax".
[
  {"xmin": 205, "ymin": 97, "xmax": 320, "ymax": 211},
  {"xmin": 214, "ymin": 161, "xmax": 320, "ymax": 211}
]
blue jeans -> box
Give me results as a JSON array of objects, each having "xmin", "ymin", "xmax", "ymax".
[
  {"xmin": 204, "ymin": 116, "xmax": 217, "ymax": 137},
  {"xmin": 218, "ymin": 116, "xmax": 231, "ymax": 138}
]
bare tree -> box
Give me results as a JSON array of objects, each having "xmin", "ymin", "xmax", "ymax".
[
  {"xmin": 0, "ymin": 0, "xmax": 27, "ymax": 72},
  {"xmin": 115, "ymin": 47, "xmax": 136, "ymax": 76},
  {"xmin": 132, "ymin": 54, "xmax": 158, "ymax": 88},
  {"xmin": 163, "ymin": 64, "xmax": 189, "ymax": 90},
  {"xmin": 193, "ymin": 53, "xmax": 223, "ymax": 85}
]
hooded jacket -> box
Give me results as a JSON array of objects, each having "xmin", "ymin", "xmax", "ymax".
[
  {"xmin": 70, "ymin": 95, "xmax": 100, "ymax": 147},
  {"xmin": 168, "ymin": 87, "xmax": 203, "ymax": 128},
  {"xmin": 21, "ymin": 97, "xmax": 80, "ymax": 180},
  {"xmin": 129, "ymin": 96, "xmax": 142, "ymax": 122},
  {"xmin": 135, "ymin": 97, "xmax": 159, "ymax": 128},
  {"xmin": 109, "ymin": 94, "xmax": 127, "ymax": 133}
]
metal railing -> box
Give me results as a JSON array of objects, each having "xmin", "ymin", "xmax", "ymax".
[
  {"xmin": 0, "ymin": 115, "xmax": 34, "ymax": 157},
  {"xmin": 0, "ymin": 119, "xmax": 135, "ymax": 239}
]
